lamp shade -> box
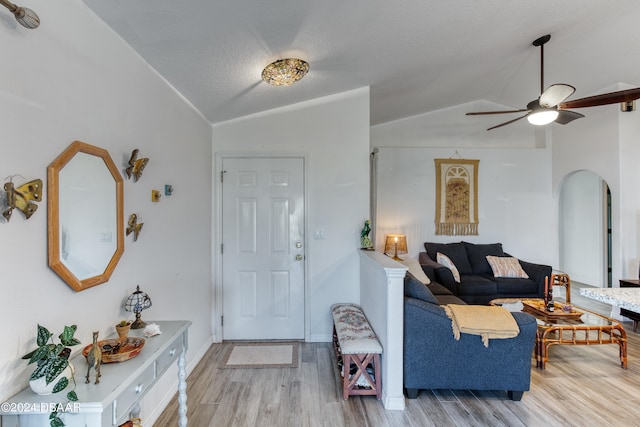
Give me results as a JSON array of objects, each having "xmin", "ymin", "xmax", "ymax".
[
  {"xmin": 384, "ymin": 234, "xmax": 407, "ymax": 260},
  {"xmin": 124, "ymin": 285, "xmax": 152, "ymax": 329}
]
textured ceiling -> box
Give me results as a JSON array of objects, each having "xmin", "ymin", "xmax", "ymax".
[{"xmin": 81, "ymin": 0, "xmax": 640, "ymax": 126}]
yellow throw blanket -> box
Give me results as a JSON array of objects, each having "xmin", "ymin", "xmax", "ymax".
[{"xmin": 443, "ymin": 304, "xmax": 520, "ymax": 347}]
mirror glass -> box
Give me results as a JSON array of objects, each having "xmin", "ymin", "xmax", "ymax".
[{"xmin": 48, "ymin": 141, "xmax": 124, "ymax": 291}]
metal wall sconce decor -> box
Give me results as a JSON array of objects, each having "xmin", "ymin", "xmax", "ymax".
[
  {"xmin": 125, "ymin": 149, "xmax": 149, "ymax": 182},
  {"xmin": 1, "ymin": 175, "xmax": 42, "ymax": 221},
  {"xmin": 126, "ymin": 213, "xmax": 143, "ymax": 241},
  {"xmin": 151, "ymin": 190, "xmax": 161, "ymax": 202}
]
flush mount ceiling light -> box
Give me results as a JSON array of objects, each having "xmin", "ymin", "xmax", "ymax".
[
  {"xmin": 0, "ymin": 0, "xmax": 39, "ymax": 29},
  {"xmin": 261, "ymin": 58, "xmax": 309, "ymax": 87}
]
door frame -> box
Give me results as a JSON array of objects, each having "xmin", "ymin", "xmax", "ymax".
[{"xmin": 213, "ymin": 152, "xmax": 309, "ymax": 342}]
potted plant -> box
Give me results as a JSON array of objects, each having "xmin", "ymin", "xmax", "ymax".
[
  {"xmin": 115, "ymin": 320, "xmax": 132, "ymax": 344},
  {"xmin": 22, "ymin": 324, "xmax": 80, "ymax": 426}
]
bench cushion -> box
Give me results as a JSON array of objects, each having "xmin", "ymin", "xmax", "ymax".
[{"xmin": 331, "ymin": 303, "xmax": 382, "ymax": 354}]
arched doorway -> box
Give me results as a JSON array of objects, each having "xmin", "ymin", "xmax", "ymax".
[{"xmin": 559, "ymin": 170, "xmax": 612, "ymax": 288}]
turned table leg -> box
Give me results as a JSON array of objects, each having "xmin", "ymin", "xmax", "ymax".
[{"xmin": 178, "ymin": 349, "xmax": 188, "ymax": 427}]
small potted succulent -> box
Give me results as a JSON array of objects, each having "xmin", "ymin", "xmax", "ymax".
[
  {"xmin": 21, "ymin": 324, "xmax": 80, "ymax": 427},
  {"xmin": 115, "ymin": 320, "xmax": 132, "ymax": 344}
]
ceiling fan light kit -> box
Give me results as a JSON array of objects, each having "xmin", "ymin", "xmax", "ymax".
[
  {"xmin": 527, "ymin": 109, "xmax": 558, "ymax": 126},
  {"xmin": 467, "ymin": 34, "xmax": 640, "ymax": 131}
]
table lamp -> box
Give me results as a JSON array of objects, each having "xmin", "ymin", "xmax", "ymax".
[
  {"xmin": 125, "ymin": 285, "xmax": 152, "ymax": 329},
  {"xmin": 384, "ymin": 234, "xmax": 407, "ymax": 261}
]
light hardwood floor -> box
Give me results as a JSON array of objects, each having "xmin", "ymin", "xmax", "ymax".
[{"xmin": 156, "ymin": 287, "xmax": 640, "ymax": 427}]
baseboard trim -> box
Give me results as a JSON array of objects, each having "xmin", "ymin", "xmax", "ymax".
[
  {"xmin": 383, "ymin": 393, "xmax": 406, "ymax": 410},
  {"xmin": 309, "ymin": 333, "xmax": 331, "ymax": 342}
]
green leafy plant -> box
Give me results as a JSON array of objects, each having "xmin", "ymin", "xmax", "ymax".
[{"xmin": 22, "ymin": 324, "xmax": 81, "ymax": 427}]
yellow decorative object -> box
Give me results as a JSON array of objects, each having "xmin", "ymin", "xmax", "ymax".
[
  {"xmin": 151, "ymin": 190, "xmax": 161, "ymax": 202},
  {"xmin": 126, "ymin": 213, "xmax": 143, "ymax": 241},
  {"xmin": 2, "ymin": 177, "xmax": 42, "ymax": 221},
  {"xmin": 125, "ymin": 149, "xmax": 149, "ymax": 182}
]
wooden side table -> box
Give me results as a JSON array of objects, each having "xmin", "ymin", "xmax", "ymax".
[{"xmin": 619, "ymin": 279, "xmax": 640, "ymax": 332}]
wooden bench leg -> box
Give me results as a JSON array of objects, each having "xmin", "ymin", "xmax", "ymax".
[
  {"xmin": 343, "ymin": 354, "xmax": 351, "ymax": 400},
  {"xmin": 342, "ymin": 353, "xmax": 382, "ymax": 400}
]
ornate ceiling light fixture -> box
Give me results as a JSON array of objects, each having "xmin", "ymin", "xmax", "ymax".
[
  {"xmin": 0, "ymin": 0, "xmax": 39, "ymax": 29},
  {"xmin": 261, "ymin": 58, "xmax": 309, "ymax": 87}
]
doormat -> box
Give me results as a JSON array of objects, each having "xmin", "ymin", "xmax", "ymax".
[
  {"xmin": 434, "ymin": 158, "xmax": 480, "ymax": 235},
  {"xmin": 221, "ymin": 342, "xmax": 299, "ymax": 369}
]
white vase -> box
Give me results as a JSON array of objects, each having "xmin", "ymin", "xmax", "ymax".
[{"xmin": 29, "ymin": 362, "xmax": 75, "ymax": 396}]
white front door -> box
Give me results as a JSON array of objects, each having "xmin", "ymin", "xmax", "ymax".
[{"xmin": 221, "ymin": 157, "xmax": 305, "ymax": 340}]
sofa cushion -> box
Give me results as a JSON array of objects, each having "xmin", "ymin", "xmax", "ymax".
[
  {"xmin": 493, "ymin": 277, "xmax": 539, "ymax": 295},
  {"xmin": 437, "ymin": 252, "xmax": 461, "ymax": 283},
  {"xmin": 486, "ymin": 256, "xmax": 529, "ymax": 278},
  {"xmin": 463, "ymin": 242, "xmax": 505, "ymax": 274},
  {"xmin": 435, "ymin": 294, "xmax": 467, "ymax": 305},
  {"xmin": 399, "ymin": 258, "xmax": 431, "ymax": 284},
  {"xmin": 424, "ymin": 242, "xmax": 472, "ymax": 274},
  {"xmin": 427, "ymin": 282, "xmax": 454, "ymax": 296},
  {"xmin": 456, "ymin": 275, "xmax": 497, "ymax": 297},
  {"xmin": 404, "ymin": 272, "xmax": 439, "ymax": 304}
]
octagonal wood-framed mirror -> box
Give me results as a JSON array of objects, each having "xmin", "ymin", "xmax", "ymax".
[{"xmin": 48, "ymin": 141, "xmax": 124, "ymax": 292}]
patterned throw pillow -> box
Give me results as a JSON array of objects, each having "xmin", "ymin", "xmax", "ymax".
[
  {"xmin": 486, "ymin": 256, "xmax": 529, "ymax": 278},
  {"xmin": 399, "ymin": 258, "xmax": 431, "ymax": 285},
  {"xmin": 437, "ymin": 252, "xmax": 461, "ymax": 283}
]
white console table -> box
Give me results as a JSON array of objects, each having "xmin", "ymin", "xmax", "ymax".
[{"xmin": 1, "ymin": 320, "xmax": 191, "ymax": 427}]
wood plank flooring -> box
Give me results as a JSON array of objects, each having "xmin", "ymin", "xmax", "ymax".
[{"xmin": 156, "ymin": 286, "xmax": 640, "ymax": 426}]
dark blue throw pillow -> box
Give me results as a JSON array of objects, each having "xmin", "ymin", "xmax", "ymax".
[
  {"xmin": 463, "ymin": 242, "xmax": 505, "ymax": 274},
  {"xmin": 404, "ymin": 272, "xmax": 439, "ymax": 305},
  {"xmin": 424, "ymin": 242, "xmax": 472, "ymax": 274}
]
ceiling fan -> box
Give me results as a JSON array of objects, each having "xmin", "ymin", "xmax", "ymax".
[{"xmin": 467, "ymin": 34, "xmax": 640, "ymax": 131}]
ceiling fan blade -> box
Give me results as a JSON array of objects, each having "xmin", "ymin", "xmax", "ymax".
[
  {"xmin": 539, "ymin": 84, "xmax": 576, "ymax": 108},
  {"xmin": 466, "ymin": 109, "xmax": 529, "ymax": 116},
  {"xmin": 560, "ymin": 87, "xmax": 640, "ymax": 109},
  {"xmin": 486, "ymin": 113, "xmax": 529, "ymax": 131},
  {"xmin": 555, "ymin": 110, "xmax": 585, "ymax": 125}
]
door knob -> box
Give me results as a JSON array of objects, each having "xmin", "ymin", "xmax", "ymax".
[
  {"xmin": 295, "ymin": 242, "xmax": 303, "ymax": 248},
  {"xmin": 295, "ymin": 254, "xmax": 303, "ymax": 261}
]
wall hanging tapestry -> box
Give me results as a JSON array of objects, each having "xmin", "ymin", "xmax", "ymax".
[{"xmin": 434, "ymin": 158, "xmax": 479, "ymax": 235}]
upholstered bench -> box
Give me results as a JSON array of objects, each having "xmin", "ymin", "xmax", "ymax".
[{"xmin": 330, "ymin": 303, "xmax": 382, "ymax": 400}]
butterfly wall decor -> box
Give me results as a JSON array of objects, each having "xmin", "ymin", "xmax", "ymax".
[
  {"xmin": 126, "ymin": 213, "xmax": 144, "ymax": 241},
  {"xmin": 2, "ymin": 176, "xmax": 43, "ymax": 222},
  {"xmin": 125, "ymin": 149, "xmax": 149, "ymax": 182}
]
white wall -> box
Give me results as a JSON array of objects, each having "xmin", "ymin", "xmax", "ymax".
[
  {"xmin": 374, "ymin": 93, "xmax": 640, "ymax": 290},
  {"xmin": 559, "ymin": 171, "xmax": 605, "ymax": 286},
  {"xmin": 552, "ymin": 95, "xmax": 640, "ymax": 286},
  {"xmin": 211, "ymin": 88, "xmax": 370, "ymax": 342},
  {"xmin": 0, "ymin": 1, "xmax": 213, "ymax": 423},
  {"xmin": 373, "ymin": 146, "xmax": 556, "ymax": 266}
]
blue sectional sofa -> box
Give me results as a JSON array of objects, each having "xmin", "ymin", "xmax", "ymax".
[
  {"xmin": 418, "ymin": 241, "xmax": 552, "ymax": 304},
  {"xmin": 403, "ymin": 272, "xmax": 537, "ymax": 400}
]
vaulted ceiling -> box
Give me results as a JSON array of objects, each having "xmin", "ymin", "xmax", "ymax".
[{"xmin": 82, "ymin": 0, "xmax": 640, "ymax": 127}]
